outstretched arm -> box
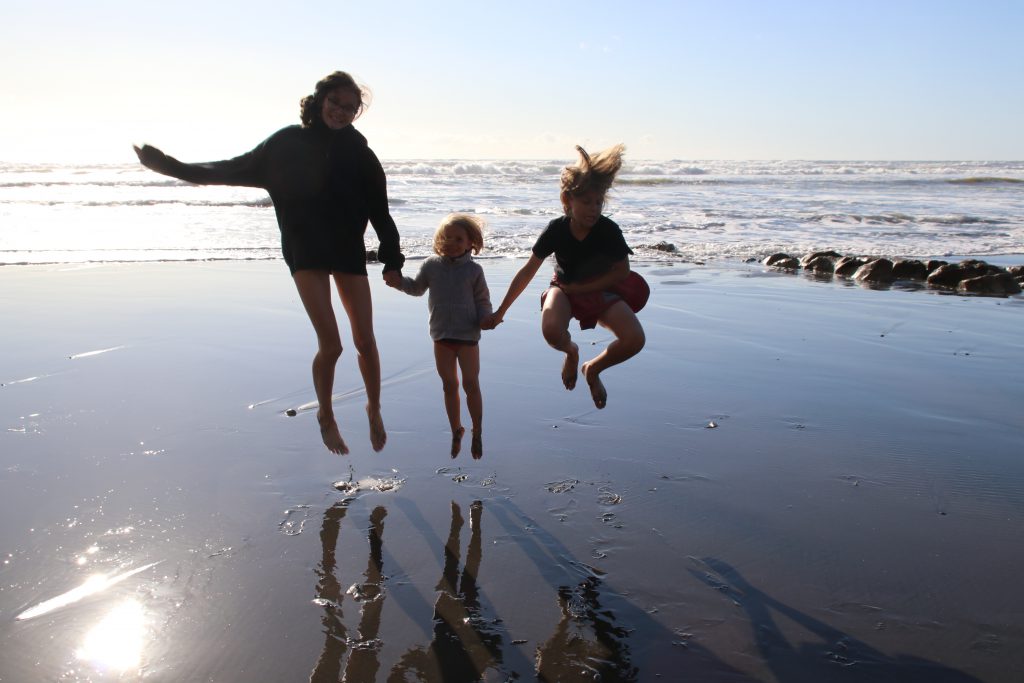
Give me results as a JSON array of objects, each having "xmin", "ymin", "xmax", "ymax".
[
  {"xmin": 481, "ymin": 254, "xmax": 543, "ymax": 329},
  {"xmin": 132, "ymin": 143, "xmax": 265, "ymax": 188}
]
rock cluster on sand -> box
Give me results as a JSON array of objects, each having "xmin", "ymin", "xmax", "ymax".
[{"xmin": 759, "ymin": 251, "xmax": 1023, "ymax": 296}]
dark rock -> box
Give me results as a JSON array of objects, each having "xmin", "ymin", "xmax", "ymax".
[
  {"xmin": 891, "ymin": 259, "xmax": 928, "ymax": 280},
  {"xmin": 365, "ymin": 249, "xmax": 378, "ymax": 262},
  {"xmin": 959, "ymin": 259, "xmax": 1001, "ymax": 277},
  {"xmin": 800, "ymin": 250, "xmax": 842, "ymax": 266},
  {"xmin": 958, "ymin": 273, "xmax": 1022, "ymax": 296},
  {"xmin": 925, "ymin": 259, "xmax": 948, "ymax": 273},
  {"xmin": 927, "ymin": 260, "xmax": 998, "ymax": 289},
  {"xmin": 764, "ymin": 253, "xmax": 799, "ymax": 270},
  {"xmin": 1007, "ymin": 265, "xmax": 1024, "ymax": 277},
  {"xmin": 651, "ymin": 241, "xmax": 677, "ymax": 252},
  {"xmin": 854, "ymin": 258, "xmax": 894, "ymax": 283},
  {"xmin": 834, "ymin": 256, "xmax": 867, "ymax": 277},
  {"xmin": 804, "ymin": 256, "xmax": 836, "ymax": 274}
]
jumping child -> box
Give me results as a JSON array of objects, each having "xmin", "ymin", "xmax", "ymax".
[
  {"xmin": 482, "ymin": 144, "xmax": 648, "ymax": 409},
  {"xmin": 391, "ymin": 214, "xmax": 492, "ymax": 458}
]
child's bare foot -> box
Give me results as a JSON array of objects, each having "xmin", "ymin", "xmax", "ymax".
[
  {"xmin": 450, "ymin": 426, "xmax": 465, "ymax": 458},
  {"xmin": 470, "ymin": 429, "xmax": 483, "ymax": 459},
  {"xmin": 581, "ymin": 361, "xmax": 607, "ymax": 409},
  {"xmin": 317, "ymin": 412, "xmax": 349, "ymax": 455},
  {"xmin": 367, "ymin": 404, "xmax": 387, "ymax": 452},
  {"xmin": 561, "ymin": 343, "xmax": 579, "ymax": 390}
]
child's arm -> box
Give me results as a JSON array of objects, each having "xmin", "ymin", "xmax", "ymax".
[
  {"xmin": 391, "ymin": 260, "xmax": 431, "ymax": 295},
  {"xmin": 481, "ymin": 254, "xmax": 543, "ymax": 329},
  {"xmin": 473, "ymin": 265, "xmax": 493, "ymax": 324},
  {"xmin": 559, "ymin": 257, "xmax": 631, "ymax": 295}
]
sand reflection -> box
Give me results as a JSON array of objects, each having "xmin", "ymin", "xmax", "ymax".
[
  {"xmin": 308, "ymin": 498, "xmax": 648, "ymax": 682},
  {"xmin": 16, "ymin": 561, "xmax": 159, "ymax": 621}
]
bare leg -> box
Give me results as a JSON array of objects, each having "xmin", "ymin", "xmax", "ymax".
[
  {"xmin": 293, "ymin": 270, "xmax": 348, "ymax": 454},
  {"xmin": 335, "ymin": 273, "xmax": 386, "ymax": 451},
  {"xmin": 540, "ymin": 287, "xmax": 578, "ymax": 391},
  {"xmin": 434, "ymin": 342, "xmax": 464, "ymax": 456},
  {"xmin": 580, "ymin": 301, "xmax": 646, "ymax": 409},
  {"xmin": 456, "ymin": 345, "xmax": 483, "ymax": 459}
]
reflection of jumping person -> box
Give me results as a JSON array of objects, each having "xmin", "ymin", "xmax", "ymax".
[
  {"xmin": 134, "ymin": 71, "xmax": 404, "ymax": 455},
  {"xmin": 389, "ymin": 215, "xmax": 492, "ymax": 458},
  {"xmin": 388, "ymin": 500, "xmax": 508, "ymax": 681},
  {"xmin": 482, "ymin": 145, "xmax": 648, "ymax": 409}
]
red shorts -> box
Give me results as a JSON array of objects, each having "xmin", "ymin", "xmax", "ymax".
[
  {"xmin": 541, "ymin": 271, "xmax": 650, "ymax": 330},
  {"xmin": 435, "ymin": 338, "xmax": 479, "ymax": 351}
]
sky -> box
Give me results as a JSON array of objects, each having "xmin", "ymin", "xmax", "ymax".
[{"xmin": 2, "ymin": 0, "xmax": 1022, "ymax": 162}]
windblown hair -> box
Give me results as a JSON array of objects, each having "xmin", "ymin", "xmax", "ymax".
[
  {"xmin": 433, "ymin": 213, "xmax": 485, "ymax": 256},
  {"xmin": 560, "ymin": 143, "xmax": 626, "ymax": 203},
  {"xmin": 299, "ymin": 71, "xmax": 372, "ymax": 128}
]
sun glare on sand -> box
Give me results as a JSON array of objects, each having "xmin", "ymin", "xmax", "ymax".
[{"xmin": 75, "ymin": 599, "xmax": 147, "ymax": 672}]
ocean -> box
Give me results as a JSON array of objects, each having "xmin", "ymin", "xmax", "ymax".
[{"xmin": 2, "ymin": 159, "xmax": 1022, "ymax": 267}]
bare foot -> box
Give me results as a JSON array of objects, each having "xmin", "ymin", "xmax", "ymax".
[
  {"xmin": 561, "ymin": 342, "xmax": 579, "ymax": 390},
  {"xmin": 581, "ymin": 362, "xmax": 607, "ymax": 409},
  {"xmin": 450, "ymin": 426, "xmax": 465, "ymax": 458},
  {"xmin": 367, "ymin": 404, "xmax": 387, "ymax": 452},
  {"xmin": 470, "ymin": 429, "xmax": 483, "ymax": 459},
  {"xmin": 317, "ymin": 412, "xmax": 349, "ymax": 455}
]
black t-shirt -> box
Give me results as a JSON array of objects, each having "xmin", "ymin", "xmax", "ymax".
[{"xmin": 531, "ymin": 215, "xmax": 632, "ymax": 283}]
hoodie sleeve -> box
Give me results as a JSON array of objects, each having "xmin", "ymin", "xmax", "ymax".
[
  {"xmin": 473, "ymin": 262, "xmax": 493, "ymax": 321},
  {"xmin": 361, "ymin": 146, "xmax": 406, "ymax": 273},
  {"xmin": 398, "ymin": 259, "xmax": 431, "ymax": 296},
  {"xmin": 136, "ymin": 135, "xmax": 273, "ymax": 188}
]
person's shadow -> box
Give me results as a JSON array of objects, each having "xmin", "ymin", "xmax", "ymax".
[{"xmin": 688, "ymin": 557, "xmax": 984, "ymax": 683}]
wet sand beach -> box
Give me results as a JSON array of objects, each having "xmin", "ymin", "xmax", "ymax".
[{"xmin": 1, "ymin": 259, "xmax": 1022, "ymax": 682}]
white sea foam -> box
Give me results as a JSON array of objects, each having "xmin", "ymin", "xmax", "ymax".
[{"xmin": 1, "ymin": 160, "xmax": 1022, "ymax": 266}]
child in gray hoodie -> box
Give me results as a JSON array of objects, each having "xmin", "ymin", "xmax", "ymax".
[{"xmin": 391, "ymin": 214, "xmax": 492, "ymax": 458}]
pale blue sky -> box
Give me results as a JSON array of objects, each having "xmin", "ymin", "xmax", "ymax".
[{"xmin": 3, "ymin": 0, "xmax": 1021, "ymax": 161}]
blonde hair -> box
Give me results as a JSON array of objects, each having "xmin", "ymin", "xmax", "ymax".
[
  {"xmin": 560, "ymin": 143, "xmax": 626, "ymax": 213},
  {"xmin": 433, "ymin": 213, "xmax": 485, "ymax": 255}
]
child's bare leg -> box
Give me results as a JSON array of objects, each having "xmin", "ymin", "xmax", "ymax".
[
  {"xmin": 336, "ymin": 273, "xmax": 386, "ymax": 452},
  {"xmin": 434, "ymin": 342, "xmax": 464, "ymax": 455},
  {"xmin": 293, "ymin": 270, "xmax": 349, "ymax": 454},
  {"xmin": 541, "ymin": 287, "xmax": 578, "ymax": 390},
  {"xmin": 457, "ymin": 345, "xmax": 483, "ymax": 458},
  {"xmin": 581, "ymin": 301, "xmax": 646, "ymax": 409}
]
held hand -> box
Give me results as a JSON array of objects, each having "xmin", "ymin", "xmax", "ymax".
[
  {"xmin": 480, "ymin": 313, "xmax": 503, "ymax": 330},
  {"xmin": 382, "ymin": 269, "xmax": 402, "ymax": 289}
]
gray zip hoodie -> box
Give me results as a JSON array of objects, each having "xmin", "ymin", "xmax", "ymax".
[{"xmin": 399, "ymin": 252, "xmax": 492, "ymax": 341}]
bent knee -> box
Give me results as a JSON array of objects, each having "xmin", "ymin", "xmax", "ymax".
[
  {"xmin": 440, "ymin": 378, "xmax": 460, "ymax": 395},
  {"xmin": 352, "ymin": 335, "xmax": 377, "ymax": 358},
  {"xmin": 622, "ymin": 329, "xmax": 646, "ymax": 354},
  {"xmin": 318, "ymin": 339, "xmax": 343, "ymax": 361},
  {"xmin": 541, "ymin": 323, "xmax": 569, "ymax": 347}
]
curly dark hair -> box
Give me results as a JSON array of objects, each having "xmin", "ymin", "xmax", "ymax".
[{"xmin": 299, "ymin": 71, "xmax": 371, "ymax": 128}]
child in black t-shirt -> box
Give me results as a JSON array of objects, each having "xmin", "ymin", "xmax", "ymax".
[{"xmin": 482, "ymin": 144, "xmax": 648, "ymax": 409}]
